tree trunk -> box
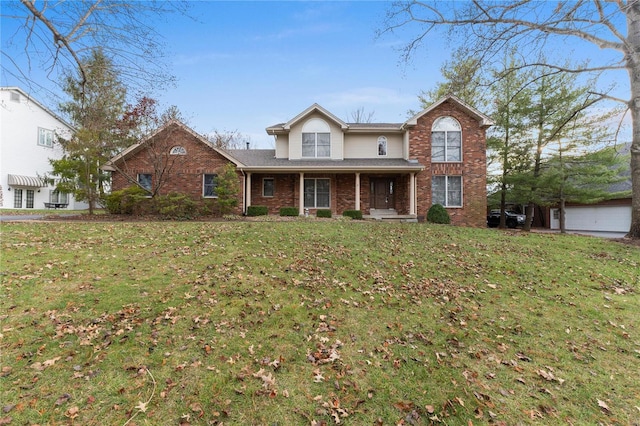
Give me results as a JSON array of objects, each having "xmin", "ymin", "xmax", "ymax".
[
  {"xmin": 559, "ymin": 197, "xmax": 566, "ymax": 234},
  {"xmin": 627, "ymin": 4, "xmax": 640, "ymax": 239}
]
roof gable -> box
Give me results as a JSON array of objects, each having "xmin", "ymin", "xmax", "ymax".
[
  {"xmin": 1, "ymin": 86, "xmax": 74, "ymax": 130},
  {"xmin": 104, "ymin": 120, "xmax": 241, "ymax": 168},
  {"xmin": 268, "ymin": 103, "xmax": 348, "ymax": 133},
  {"xmin": 405, "ymin": 95, "xmax": 494, "ymax": 128}
]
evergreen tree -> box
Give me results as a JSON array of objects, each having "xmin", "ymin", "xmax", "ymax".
[
  {"xmin": 215, "ymin": 163, "xmax": 240, "ymax": 215},
  {"xmin": 49, "ymin": 49, "xmax": 128, "ymax": 214}
]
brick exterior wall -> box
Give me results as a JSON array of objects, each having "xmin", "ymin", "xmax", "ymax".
[
  {"xmin": 109, "ymin": 100, "xmax": 488, "ymax": 225},
  {"xmin": 409, "ymin": 99, "xmax": 488, "ymax": 227},
  {"xmin": 110, "ymin": 123, "xmax": 243, "ymax": 214}
]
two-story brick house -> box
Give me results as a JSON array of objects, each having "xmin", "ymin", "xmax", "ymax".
[{"xmin": 105, "ymin": 95, "xmax": 492, "ymax": 226}]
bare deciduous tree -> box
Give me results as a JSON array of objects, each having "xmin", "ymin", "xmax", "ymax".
[
  {"xmin": 207, "ymin": 129, "xmax": 251, "ymax": 150},
  {"xmin": 2, "ymin": 0, "xmax": 188, "ymax": 94},
  {"xmin": 349, "ymin": 107, "xmax": 376, "ymax": 123},
  {"xmin": 380, "ymin": 0, "xmax": 640, "ymax": 238}
]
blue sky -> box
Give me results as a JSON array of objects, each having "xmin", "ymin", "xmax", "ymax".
[
  {"xmin": 2, "ymin": 1, "xmax": 450, "ymax": 148},
  {"xmin": 158, "ymin": 1, "xmax": 449, "ymax": 148},
  {"xmin": 1, "ymin": 1, "xmax": 631, "ymax": 148}
]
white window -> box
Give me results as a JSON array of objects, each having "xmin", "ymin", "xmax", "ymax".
[
  {"xmin": 138, "ymin": 173, "xmax": 152, "ymax": 192},
  {"xmin": 170, "ymin": 146, "xmax": 187, "ymax": 155},
  {"xmin": 13, "ymin": 189, "xmax": 23, "ymax": 208},
  {"xmin": 432, "ymin": 176, "xmax": 462, "ymax": 207},
  {"xmin": 38, "ymin": 127, "xmax": 54, "ymax": 147},
  {"xmin": 301, "ymin": 118, "xmax": 331, "ymax": 158},
  {"xmin": 26, "ymin": 190, "xmax": 35, "ymax": 209},
  {"xmin": 50, "ymin": 190, "xmax": 69, "ymax": 204},
  {"xmin": 304, "ymin": 178, "xmax": 330, "ymax": 208},
  {"xmin": 431, "ymin": 116, "xmax": 461, "ymax": 162},
  {"xmin": 203, "ymin": 174, "xmax": 218, "ymax": 197},
  {"xmin": 377, "ymin": 136, "xmax": 387, "ymax": 156},
  {"xmin": 263, "ymin": 178, "xmax": 274, "ymax": 197},
  {"xmin": 10, "ymin": 92, "xmax": 20, "ymax": 102}
]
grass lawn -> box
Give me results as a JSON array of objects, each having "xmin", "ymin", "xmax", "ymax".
[{"xmin": 1, "ymin": 220, "xmax": 638, "ymax": 425}]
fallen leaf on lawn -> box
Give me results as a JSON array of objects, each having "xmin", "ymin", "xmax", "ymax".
[
  {"xmin": 64, "ymin": 406, "xmax": 79, "ymax": 419},
  {"xmin": 597, "ymin": 399, "xmax": 610, "ymax": 413},
  {"xmin": 135, "ymin": 401, "xmax": 148, "ymax": 413},
  {"xmin": 0, "ymin": 417, "xmax": 11, "ymax": 425},
  {"xmin": 55, "ymin": 393, "xmax": 71, "ymax": 405},
  {"xmin": 425, "ymin": 405, "xmax": 435, "ymax": 414}
]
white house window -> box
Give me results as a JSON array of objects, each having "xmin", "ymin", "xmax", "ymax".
[
  {"xmin": 13, "ymin": 189, "xmax": 23, "ymax": 208},
  {"xmin": 302, "ymin": 118, "xmax": 331, "ymax": 158},
  {"xmin": 263, "ymin": 178, "xmax": 274, "ymax": 197},
  {"xmin": 50, "ymin": 190, "xmax": 69, "ymax": 204},
  {"xmin": 10, "ymin": 92, "xmax": 20, "ymax": 102},
  {"xmin": 377, "ymin": 136, "xmax": 387, "ymax": 156},
  {"xmin": 432, "ymin": 176, "xmax": 462, "ymax": 207},
  {"xmin": 138, "ymin": 173, "xmax": 152, "ymax": 192},
  {"xmin": 170, "ymin": 146, "xmax": 187, "ymax": 155},
  {"xmin": 203, "ymin": 174, "xmax": 218, "ymax": 197},
  {"xmin": 38, "ymin": 127, "xmax": 54, "ymax": 147},
  {"xmin": 304, "ymin": 178, "xmax": 330, "ymax": 208},
  {"xmin": 431, "ymin": 116, "xmax": 461, "ymax": 162},
  {"xmin": 26, "ymin": 190, "xmax": 35, "ymax": 209}
]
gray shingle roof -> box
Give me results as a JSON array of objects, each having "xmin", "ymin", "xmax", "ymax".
[{"xmin": 225, "ymin": 149, "xmax": 424, "ymax": 172}]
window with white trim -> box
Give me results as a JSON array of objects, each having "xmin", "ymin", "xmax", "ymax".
[
  {"xmin": 377, "ymin": 136, "xmax": 387, "ymax": 156},
  {"xmin": 304, "ymin": 178, "xmax": 330, "ymax": 208},
  {"xmin": 432, "ymin": 176, "xmax": 462, "ymax": 207},
  {"xmin": 50, "ymin": 190, "xmax": 69, "ymax": 204},
  {"xmin": 38, "ymin": 127, "xmax": 54, "ymax": 147},
  {"xmin": 203, "ymin": 174, "xmax": 218, "ymax": 197},
  {"xmin": 302, "ymin": 118, "xmax": 331, "ymax": 158},
  {"xmin": 26, "ymin": 190, "xmax": 35, "ymax": 209},
  {"xmin": 431, "ymin": 116, "xmax": 461, "ymax": 162},
  {"xmin": 263, "ymin": 178, "xmax": 274, "ymax": 197},
  {"xmin": 170, "ymin": 146, "xmax": 187, "ymax": 155},
  {"xmin": 138, "ymin": 173, "xmax": 152, "ymax": 192},
  {"xmin": 14, "ymin": 189, "xmax": 23, "ymax": 208}
]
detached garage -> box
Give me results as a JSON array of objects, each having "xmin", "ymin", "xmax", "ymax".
[{"xmin": 550, "ymin": 198, "xmax": 632, "ymax": 232}]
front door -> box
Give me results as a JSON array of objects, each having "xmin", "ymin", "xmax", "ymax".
[{"xmin": 371, "ymin": 178, "xmax": 394, "ymax": 209}]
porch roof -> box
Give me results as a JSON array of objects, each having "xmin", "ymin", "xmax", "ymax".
[{"xmin": 225, "ymin": 149, "xmax": 424, "ymax": 173}]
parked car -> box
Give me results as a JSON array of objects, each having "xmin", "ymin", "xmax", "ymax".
[{"xmin": 487, "ymin": 209, "xmax": 526, "ymax": 228}]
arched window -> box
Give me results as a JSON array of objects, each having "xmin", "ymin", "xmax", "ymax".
[
  {"xmin": 377, "ymin": 136, "xmax": 387, "ymax": 156},
  {"xmin": 431, "ymin": 116, "xmax": 461, "ymax": 162},
  {"xmin": 302, "ymin": 118, "xmax": 330, "ymax": 158},
  {"xmin": 170, "ymin": 146, "xmax": 187, "ymax": 155}
]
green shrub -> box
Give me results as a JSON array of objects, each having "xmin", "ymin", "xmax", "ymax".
[
  {"xmin": 247, "ymin": 205, "xmax": 268, "ymax": 216},
  {"xmin": 215, "ymin": 163, "xmax": 240, "ymax": 215},
  {"xmin": 342, "ymin": 210, "xmax": 363, "ymax": 220},
  {"xmin": 279, "ymin": 207, "xmax": 299, "ymax": 216},
  {"xmin": 427, "ymin": 203, "xmax": 451, "ymax": 224},
  {"xmin": 154, "ymin": 193, "xmax": 199, "ymax": 220},
  {"xmin": 316, "ymin": 209, "xmax": 332, "ymax": 218},
  {"xmin": 103, "ymin": 185, "xmax": 149, "ymax": 214}
]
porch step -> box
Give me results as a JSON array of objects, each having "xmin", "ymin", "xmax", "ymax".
[{"xmin": 365, "ymin": 209, "xmax": 418, "ymax": 223}]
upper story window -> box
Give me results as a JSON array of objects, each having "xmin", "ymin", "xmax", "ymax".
[
  {"xmin": 302, "ymin": 118, "xmax": 330, "ymax": 158},
  {"xmin": 377, "ymin": 136, "xmax": 387, "ymax": 156},
  {"xmin": 10, "ymin": 92, "xmax": 20, "ymax": 102},
  {"xmin": 170, "ymin": 146, "xmax": 187, "ymax": 155},
  {"xmin": 38, "ymin": 127, "xmax": 54, "ymax": 148},
  {"xmin": 431, "ymin": 116, "xmax": 461, "ymax": 162}
]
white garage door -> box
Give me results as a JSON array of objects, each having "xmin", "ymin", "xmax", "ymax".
[{"xmin": 550, "ymin": 206, "xmax": 632, "ymax": 232}]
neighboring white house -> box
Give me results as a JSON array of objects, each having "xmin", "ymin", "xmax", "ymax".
[{"xmin": 0, "ymin": 86, "xmax": 86, "ymax": 210}]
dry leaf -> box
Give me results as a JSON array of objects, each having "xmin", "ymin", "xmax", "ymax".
[
  {"xmin": 135, "ymin": 401, "xmax": 148, "ymax": 413},
  {"xmin": 597, "ymin": 399, "xmax": 610, "ymax": 413}
]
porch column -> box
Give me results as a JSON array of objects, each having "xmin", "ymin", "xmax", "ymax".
[
  {"xmin": 409, "ymin": 173, "xmax": 416, "ymax": 215},
  {"xmin": 246, "ymin": 172, "xmax": 252, "ymax": 209},
  {"xmin": 355, "ymin": 172, "xmax": 361, "ymax": 211},
  {"xmin": 299, "ymin": 172, "xmax": 305, "ymax": 215}
]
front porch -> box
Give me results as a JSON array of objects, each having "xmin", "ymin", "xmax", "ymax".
[{"xmin": 242, "ymin": 171, "xmax": 421, "ymax": 218}]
